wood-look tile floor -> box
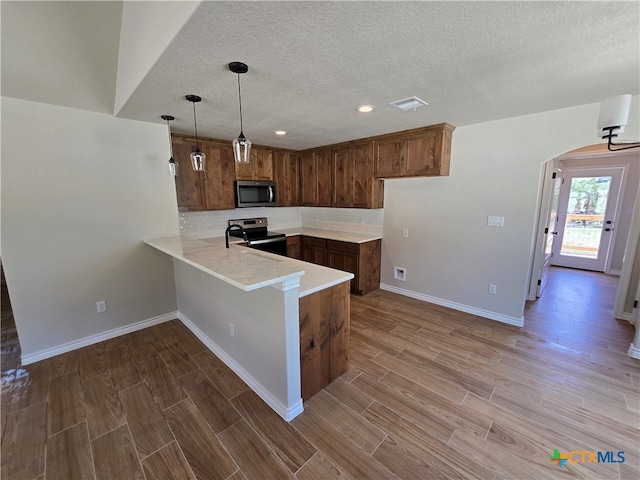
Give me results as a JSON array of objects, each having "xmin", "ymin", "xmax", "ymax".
[{"xmin": 1, "ymin": 266, "xmax": 638, "ymax": 479}]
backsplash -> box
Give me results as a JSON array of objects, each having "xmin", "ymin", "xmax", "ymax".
[
  {"xmin": 179, "ymin": 207, "xmax": 302, "ymax": 238},
  {"xmin": 301, "ymin": 207, "xmax": 383, "ymax": 236},
  {"xmin": 179, "ymin": 207, "xmax": 383, "ymax": 238}
]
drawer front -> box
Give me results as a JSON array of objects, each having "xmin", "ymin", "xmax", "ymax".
[
  {"xmin": 327, "ymin": 239, "xmax": 360, "ymax": 254},
  {"xmin": 302, "ymin": 236, "xmax": 327, "ymax": 249}
]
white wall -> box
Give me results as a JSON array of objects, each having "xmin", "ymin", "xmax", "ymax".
[
  {"xmin": 174, "ymin": 260, "xmax": 302, "ymax": 420},
  {"xmin": 1, "ymin": 97, "xmax": 180, "ymax": 358},
  {"xmin": 115, "ymin": 1, "xmax": 200, "ymax": 114},
  {"xmin": 1, "ymin": 1, "xmax": 122, "ymax": 114},
  {"xmin": 381, "ymin": 100, "xmax": 639, "ymax": 324}
]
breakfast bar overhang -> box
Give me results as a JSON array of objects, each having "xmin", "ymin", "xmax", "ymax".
[{"xmin": 145, "ymin": 236, "xmax": 353, "ymax": 421}]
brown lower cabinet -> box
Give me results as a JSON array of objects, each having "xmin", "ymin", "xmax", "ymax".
[
  {"xmin": 286, "ymin": 236, "xmax": 301, "ymax": 259},
  {"xmin": 301, "ymin": 236, "xmax": 327, "ymax": 266},
  {"xmin": 299, "ymin": 281, "xmax": 350, "ymax": 400},
  {"xmin": 299, "ymin": 236, "xmax": 381, "ymax": 295}
]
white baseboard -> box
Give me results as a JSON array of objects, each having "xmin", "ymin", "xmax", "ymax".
[
  {"xmin": 618, "ymin": 312, "xmax": 634, "ymax": 323},
  {"xmin": 177, "ymin": 312, "xmax": 304, "ymax": 422},
  {"xmin": 628, "ymin": 343, "xmax": 640, "ymax": 359},
  {"xmin": 380, "ymin": 284, "xmax": 524, "ymax": 327},
  {"xmin": 21, "ymin": 312, "xmax": 178, "ymax": 365}
]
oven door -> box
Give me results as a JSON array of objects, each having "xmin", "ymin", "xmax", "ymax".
[{"xmin": 248, "ymin": 237, "xmax": 287, "ymax": 256}]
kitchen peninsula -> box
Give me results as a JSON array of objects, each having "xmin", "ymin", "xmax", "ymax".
[{"xmin": 144, "ymin": 235, "xmax": 353, "ymax": 421}]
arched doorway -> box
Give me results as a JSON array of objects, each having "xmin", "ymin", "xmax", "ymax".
[{"xmin": 527, "ymin": 143, "xmax": 640, "ymax": 355}]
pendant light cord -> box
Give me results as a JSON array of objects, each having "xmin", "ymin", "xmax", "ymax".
[
  {"xmin": 166, "ymin": 120, "xmax": 174, "ymax": 157},
  {"xmin": 237, "ymin": 73, "xmax": 244, "ymax": 134},
  {"xmin": 192, "ymin": 101, "xmax": 200, "ymax": 150}
]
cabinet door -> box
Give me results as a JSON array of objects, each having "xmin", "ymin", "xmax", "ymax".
[
  {"xmin": 374, "ymin": 137, "xmax": 404, "ymax": 178},
  {"xmin": 327, "ymin": 249, "xmax": 359, "ymax": 292},
  {"xmin": 234, "ymin": 147, "xmax": 273, "ymax": 180},
  {"xmin": 405, "ymin": 130, "xmax": 438, "ymax": 176},
  {"xmin": 300, "ymin": 151, "xmax": 317, "ymax": 206},
  {"xmin": 332, "ymin": 146, "xmax": 353, "ymax": 208},
  {"xmin": 253, "ymin": 148, "xmax": 273, "ymax": 180},
  {"xmin": 374, "ymin": 124, "xmax": 454, "ymax": 179},
  {"xmin": 316, "ymin": 149, "xmax": 333, "ymax": 207},
  {"xmin": 352, "ymin": 142, "xmax": 381, "ymax": 208},
  {"xmin": 286, "ymin": 236, "xmax": 301, "ymax": 259},
  {"xmin": 327, "ymin": 240, "xmax": 360, "ymax": 292},
  {"xmin": 300, "ymin": 149, "xmax": 331, "ymax": 207},
  {"xmin": 172, "ymin": 136, "xmax": 205, "ymax": 210},
  {"xmin": 302, "ymin": 237, "xmax": 327, "ymax": 265},
  {"xmin": 274, "ymin": 150, "xmax": 300, "ymax": 207},
  {"xmin": 202, "ymin": 141, "xmax": 236, "ymax": 210}
]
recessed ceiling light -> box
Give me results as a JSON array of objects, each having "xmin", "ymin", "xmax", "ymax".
[
  {"xmin": 389, "ymin": 96, "xmax": 428, "ymax": 111},
  {"xmin": 274, "ymin": 130, "xmax": 287, "ymax": 135},
  {"xmin": 357, "ymin": 105, "xmax": 375, "ymax": 113}
]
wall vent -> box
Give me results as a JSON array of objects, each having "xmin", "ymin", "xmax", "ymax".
[{"xmin": 389, "ymin": 96, "xmax": 428, "ymax": 111}]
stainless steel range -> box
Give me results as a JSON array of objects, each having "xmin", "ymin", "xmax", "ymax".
[{"xmin": 227, "ymin": 217, "xmax": 287, "ymax": 256}]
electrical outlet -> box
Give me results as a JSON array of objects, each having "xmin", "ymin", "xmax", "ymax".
[
  {"xmin": 96, "ymin": 301, "xmax": 107, "ymax": 313},
  {"xmin": 402, "ymin": 228, "xmax": 409, "ymax": 238},
  {"xmin": 229, "ymin": 323, "xmax": 235, "ymax": 337},
  {"xmin": 488, "ymin": 284, "xmax": 497, "ymax": 294},
  {"xmin": 394, "ymin": 267, "xmax": 407, "ymax": 281}
]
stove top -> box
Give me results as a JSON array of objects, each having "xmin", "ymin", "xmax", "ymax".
[{"xmin": 228, "ymin": 217, "xmax": 285, "ymax": 240}]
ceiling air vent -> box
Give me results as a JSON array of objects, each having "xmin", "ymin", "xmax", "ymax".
[{"xmin": 389, "ymin": 96, "xmax": 429, "ymax": 111}]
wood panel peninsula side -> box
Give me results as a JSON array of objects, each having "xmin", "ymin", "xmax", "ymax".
[{"xmin": 144, "ymin": 236, "xmax": 353, "ymax": 419}]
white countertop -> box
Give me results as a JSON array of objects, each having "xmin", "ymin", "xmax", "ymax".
[
  {"xmin": 144, "ymin": 236, "xmax": 353, "ymax": 297},
  {"xmin": 277, "ymin": 227, "xmax": 382, "ymax": 243}
]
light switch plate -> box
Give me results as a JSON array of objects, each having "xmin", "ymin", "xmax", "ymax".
[{"xmin": 487, "ymin": 216, "xmax": 505, "ymax": 227}]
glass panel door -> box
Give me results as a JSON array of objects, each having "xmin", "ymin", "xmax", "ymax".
[
  {"xmin": 551, "ymin": 167, "xmax": 624, "ymax": 272},
  {"xmin": 559, "ymin": 176, "xmax": 611, "ymax": 258}
]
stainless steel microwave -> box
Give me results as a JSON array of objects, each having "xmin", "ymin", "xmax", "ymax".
[{"xmin": 234, "ymin": 180, "xmax": 277, "ymax": 208}]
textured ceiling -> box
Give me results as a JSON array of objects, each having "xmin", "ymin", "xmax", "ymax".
[{"xmin": 3, "ymin": 1, "xmax": 639, "ymax": 151}]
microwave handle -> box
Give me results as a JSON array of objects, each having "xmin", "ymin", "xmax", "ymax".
[{"xmin": 268, "ymin": 185, "xmax": 274, "ymax": 203}]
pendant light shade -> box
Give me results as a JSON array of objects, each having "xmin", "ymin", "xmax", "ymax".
[
  {"xmin": 233, "ymin": 132, "xmax": 252, "ymax": 164},
  {"xmin": 598, "ymin": 94, "xmax": 640, "ymax": 151},
  {"xmin": 186, "ymin": 95, "xmax": 206, "ymax": 171},
  {"xmin": 229, "ymin": 62, "xmax": 251, "ymax": 164},
  {"xmin": 161, "ymin": 115, "xmax": 178, "ymax": 176}
]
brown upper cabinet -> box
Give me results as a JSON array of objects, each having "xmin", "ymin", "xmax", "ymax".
[
  {"xmin": 172, "ymin": 134, "xmax": 235, "ymax": 211},
  {"xmin": 273, "ymin": 150, "xmax": 300, "ymax": 207},
  {"xmin": 374, "ymin": 123, "xmax": 455, "ymax": 178},
  {"xmin": 172, "ymin": 122, "xmax": 454, "ymax": 211},
  {"xmin": 234, "ymin": 147, "xmax": 273, "ymax": 181},
  {"xmin": 300, "ymin": 148, "xmax": 332, "ymax": 207},
  {"xmin": 332, "ymin": 141, "xmax": 383, "ymax": 209}
]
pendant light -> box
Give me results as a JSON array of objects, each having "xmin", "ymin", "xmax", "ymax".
[
  {"xmin": 186, "ymin": 95, "xmax": 206, "ymax": 171},
  {"xmin": 161, "ymin": 115, "xmax": 178, "ymax": 176},
  {"xmin": 229, "ymin": 62, "xmax": 251, "ymax": 163}
]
